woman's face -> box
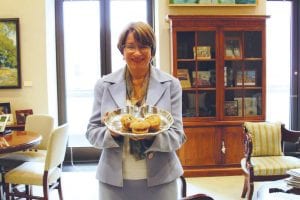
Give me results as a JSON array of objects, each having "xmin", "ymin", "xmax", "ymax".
[{"xmin": 123, "ymin": 32, "xmax": 152, "ymax": 76}]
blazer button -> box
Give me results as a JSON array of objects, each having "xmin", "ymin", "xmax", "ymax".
[{"xmin": 148, "ymin": 152, "xmax": 154, "ymax": 159}]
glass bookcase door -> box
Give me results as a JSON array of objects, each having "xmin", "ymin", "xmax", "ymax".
[
  {"xmin": 223, "ymin": 30, "xmax": 263, "ymax": 118},
  {"xmin": 177, "ymin": 30, "xmax": 217, "ymax": 119}
]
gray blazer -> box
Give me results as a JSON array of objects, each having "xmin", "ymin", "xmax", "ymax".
[{"xmin": 86, "ymin": 66, "xmax": 186, "ymax": 187}]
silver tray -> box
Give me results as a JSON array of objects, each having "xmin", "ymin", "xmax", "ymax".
[{"xmin": 104, "ymin": 105, "xmax": 174, "ymax": 139}]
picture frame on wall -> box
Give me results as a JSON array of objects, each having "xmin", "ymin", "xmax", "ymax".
[
  {"xmin": 0, "ymin": 18, "xmax": 21, "ymax": 89},
  {"xmin": 15, "ymin": 109, "xmax": 33, "ymax": 125}
]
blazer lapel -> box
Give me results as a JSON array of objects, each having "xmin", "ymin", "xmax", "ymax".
[
  {"xmin": 108, "ymin": 81, "xmax": 126, "ymax": 108},
  {"xmin": 146, "ymin": 67, "xmax": 171, "ymax": 106}
]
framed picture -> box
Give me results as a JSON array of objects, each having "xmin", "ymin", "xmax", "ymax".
[
  {"xmin": 0, "ymin": 102, "xmax": 11, "ymax": 114},
  {"xmin": 192, "ymin": 71, "xmax": 211, "ymax": 87},
  {"xmin": 0, "ymin": 114, "xmax": 9, "ymax": 132},
  {"xmin": 177, "ymin": 69, "xmax": 191, "ymax": 88},
  {"xmin": 15, "ymin": 109, "xmax": 33, "ymax": 125},
  {"xmin": 193, "ymin": 46, "xmax": 211, "ymax": 60},
  {"xmin": 0, "ymin": 18, "xmax": 21, "ymax": 89},
  {"xmin": 170, "ymin": 0, "xmax": 257, "ymax": 5},
  {"xmin": 224, "ymin": 100, "xmax": 238, "ymax": 116},
  {"xmin": 224, "ymin": 37, "xmax": 242, "ymax": 59}
]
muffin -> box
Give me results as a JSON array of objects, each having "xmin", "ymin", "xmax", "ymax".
[
  {"xmin": 130, "ymin": 119, "xmax": 150, "ymax": 134},
  {"xmin": 120, "ymin": 114, "xmax": 136, "ymax": 131},
  {"xmin": 145, "ymin": 114, "xmax": 161, "ymax": 131}
]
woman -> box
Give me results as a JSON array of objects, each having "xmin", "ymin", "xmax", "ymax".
[{"xmin": 86, "ymin": 21, "xmax": 186, "ymax": 200}]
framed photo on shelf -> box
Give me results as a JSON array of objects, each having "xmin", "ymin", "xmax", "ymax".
[
  {"xmin": 0, "ymin": 102, "xmax": 11, "ymax": 114},
  {"xmin": 15, "ymin": 109, "xmax": 33, "ymax": 125},
  {"xmin": 224, "ymin": 36, "xmax": 242, "ymax": 59},
  {"xmin": 224, "ymin": 100, "xmax": 238, "ymax": 116},
  {"xmin": 0, "ymin": 18, "xmax": 21, "ymax": 89},
  {"xmin": 192, "ymin": 71, "xmax": 211, "ymax": 87},
  {"xmin": 193, "ymin": 46, "xmax": 211, "ymax": 60},
  {"xmin": 177, "ymin": 69, "xmax": 191, "ymax": 88}
]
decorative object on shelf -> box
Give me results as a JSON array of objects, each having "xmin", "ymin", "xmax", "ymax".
[
  {"xmin": 224, "ymin": 100, "xmax": 238, "ymax": 116},
  {"xmin": 15, "ymin": 109, "xmax": 33, "ymax": 125},
  {"xmin": 192, "ymin": 71, "xmax": 211, "ymax": 87},
  {"xmin": 177, "ymin": 69, "xmax": 192, "ymax": 88},
  {"xmin": 0, "ymin": 18, "xmax": 21, "ymax": 89},
  {"xmin": 193, "ymin": 46, "xmax": 211, "ymax": 60},
  {"xmin": 224, "ymin": 37, "xmax": 242, "ymax": 59}
]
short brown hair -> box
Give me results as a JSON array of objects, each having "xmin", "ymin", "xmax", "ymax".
[{"xmin": 117, "ymin": 22, "xmax": 156, "ymax": 57}]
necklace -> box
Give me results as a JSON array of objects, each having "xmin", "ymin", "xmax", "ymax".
[{"xmin": 125, "ymin": 66, "xmax": 150, "ymax": 107}]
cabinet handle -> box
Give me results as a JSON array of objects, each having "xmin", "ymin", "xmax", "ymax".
[{"xmin": 221, "ymin": 141, "xmax": 226, "ymax": 154}]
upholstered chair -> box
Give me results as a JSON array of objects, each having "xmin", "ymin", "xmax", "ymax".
[
  {"xmin": 1, "ymin": 114, "xmax": 54, "ymax": 162},
  {"xmin": 4, "ymin": 123, "xmax": 69, "ymax": 200},
  {"xmin": 241, "ymin": 121, "xmax": 300, "ymax": 200}
]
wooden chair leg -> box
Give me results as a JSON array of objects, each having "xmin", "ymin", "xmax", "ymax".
[
  {"xmin": 241, "ymin": 175, "xmax": 248, "ymax": 198},
  {"xmin": 247, "ymin": 181, "xmax": 254, "ymax": 200}
]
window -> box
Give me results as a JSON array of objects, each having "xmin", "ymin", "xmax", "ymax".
[
  {"xmin": 57, "ymin": 0, "xmax": 152, "ymax": 148},
  {"xmin": 266, "ymin": 1, "xmax": 292, "ymax": 127}
]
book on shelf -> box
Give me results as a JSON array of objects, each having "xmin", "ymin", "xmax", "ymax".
[
  {"xmin": 192, "ymin": 71, "xmax": 211, "ymax": 87},
  {"xmin": 234, "ymin": 97, "xmax": 243, "ymax": 116},
  {"xmin": 177, "ymin": 69, "xmax": 191, "ymax": 88},
  {"xmin": 244, "ymin": 97, "xmax": 257, "ymax": 116},
  {"xmin": 244, "ymin": 70, "xmax": 256, "ymax": 86},
  {"xmin": 236, "ymin": 70, "xmax": 256, "ymax": 86}
]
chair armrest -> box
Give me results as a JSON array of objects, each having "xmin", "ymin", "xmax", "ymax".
[
  {"xmin": 243, "ymin": 126, "xmax": 253, "ymax": 163},
  {"xmin": 281, "ymin": 124, "xmax": 300, "ymax": 143}
]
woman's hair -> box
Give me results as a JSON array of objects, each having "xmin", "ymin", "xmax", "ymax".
[{"xmin": 117, "ymin": 21, "xmax": 156, "ymax": 57}]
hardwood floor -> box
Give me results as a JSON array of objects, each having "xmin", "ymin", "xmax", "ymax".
[{"xmin": 27, "ymin": 163, "xmax": 266, "ymax": 200}]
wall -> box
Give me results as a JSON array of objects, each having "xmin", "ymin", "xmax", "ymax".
[
  {"xmin": 0, "ymin": 0, "xmax": 58, "ymax": 124},
  {"xmin": 0, "ymin": 0, "xmax": 265, "ymax": 124},
  {"xmin": 156, "ymin": 0, "xmax": 266, "ymax": 73}
]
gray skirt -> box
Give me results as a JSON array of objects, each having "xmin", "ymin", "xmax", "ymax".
[{"xmin": 98, "ymin": 179, "xmax": 178, "ymax": 200}]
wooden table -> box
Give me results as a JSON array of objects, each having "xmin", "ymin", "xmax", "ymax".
[
  {"xmin": 0, "ymin": 131, "xmax": 41, "ymax": 154},
  {"xmin": 0, "ymin": 131, "xmax": 41, "ymax": 199}
]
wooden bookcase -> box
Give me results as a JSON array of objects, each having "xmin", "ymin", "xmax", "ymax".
[{"xmin": 168, "ymin": 15, "xmax": 267, "ymax": 177}]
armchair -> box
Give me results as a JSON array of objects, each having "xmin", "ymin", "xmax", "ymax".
[{"xmin": 240, "ymin": 121, "xmax": 300, "ymax": 200}]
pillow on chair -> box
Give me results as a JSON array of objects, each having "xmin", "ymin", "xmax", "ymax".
[{"xmin": 244, "ymin": 122, "xmax": 283, "ymax": 156}]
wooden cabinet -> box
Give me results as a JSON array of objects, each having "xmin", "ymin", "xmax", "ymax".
[{"xmin": 169, "ymin": 15, "xmax": 267, "ymax": 176}]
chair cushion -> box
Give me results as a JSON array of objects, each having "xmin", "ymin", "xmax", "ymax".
[
  {"xmin": 241, "ymin": 156, "xmax": 300, "ymax": 176},
  {"xmin": 4, "ymin": 162, "xmax": 61, "ymax": 186},
  {"xmin": 244, "ymin": 122, "xmax": 283, "ymax": 156}
]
